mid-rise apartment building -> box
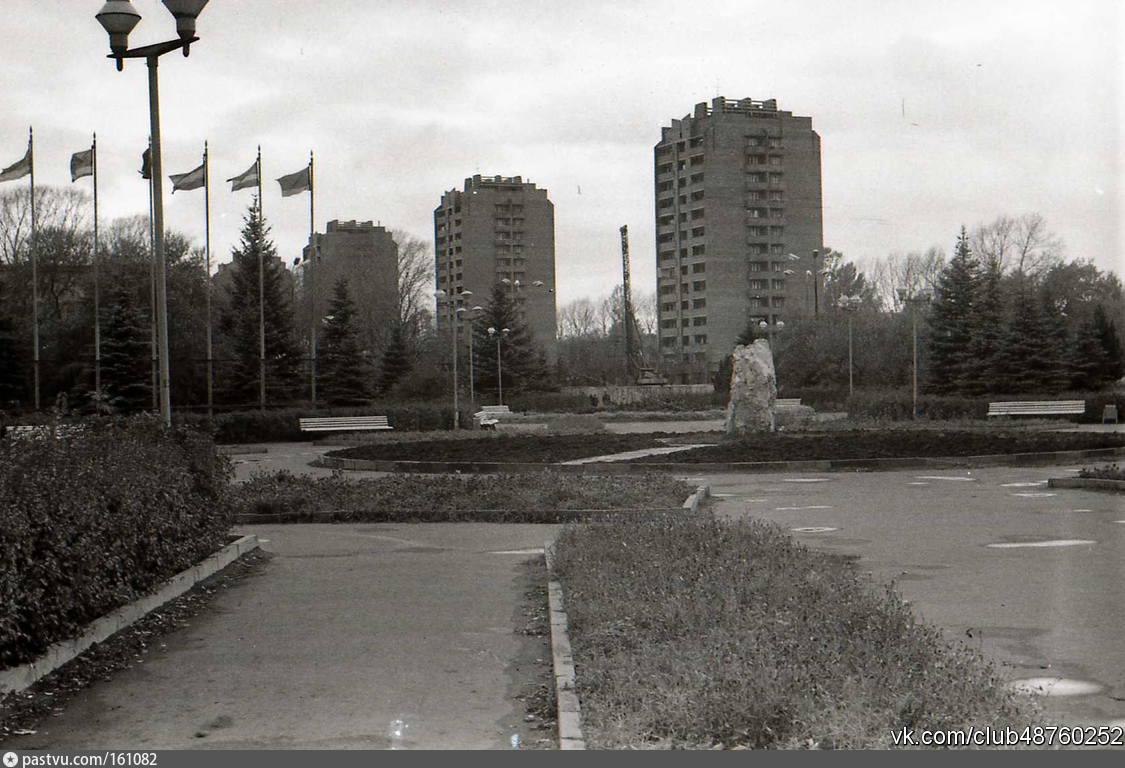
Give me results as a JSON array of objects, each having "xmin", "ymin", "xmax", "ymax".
[
  {"xmin": 434, "ymin": 175, "xmax": 557, "ymax": 360},
  {"xmin": 654, "ymin": 97, "xmax": 823, "ymax": 382}
]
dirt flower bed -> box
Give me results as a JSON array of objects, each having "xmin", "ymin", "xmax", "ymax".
[
  {"xmin": 326, "ymin": 433, "xmax": 671, "ymax": 464},
  {"xmin": 627, "ymin": 430, "xmax": 1125, "ymax": 464}
]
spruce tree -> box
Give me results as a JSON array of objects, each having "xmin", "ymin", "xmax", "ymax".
[
  {"xmin": 925, "ymin": 226, "xmax": 979, "ymax": 395},
  {"xmin": 0, "ymin": 280, "xmax": 25, "ymax": 409},
  {"xmin": 995, "ymin": 280, "xmax": 1066, "ymax": 395},
  {"xmin": 1092, "ymin": 304, "xmax": 1124, "ymax": 386},
  {"xmin": 318, "ymin": 278, "xmax": 372, "ymax": 405},
  {"xmin": 218, "ymin": 199, "xmax": 301, "ymax": 405},
  {"xmin": 100, "ymin": 283, "xmax": 152, "ymax": 413},
  {"xmin": 1067, "ymin": 315, "xmax": 1106, "ymax": 391},
  {"xmin": 378, "ymin": 322, "xmax": 412, "ymax": 394},
  {"xmin": 472, "ymin": 282, "xmax": 543, "ymax": 399},
  {"xmin": 964, "ymin": 261, "xmax": 1005, "ymax": 395}
]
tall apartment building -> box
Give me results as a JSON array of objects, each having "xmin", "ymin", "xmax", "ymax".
[
  {"xmin": 654, "ymin": 97, "xmax": 823, "ymax": 383},
  {"xmin": 434, "ymin": 175, "xmax": 557, "ymax": 360},
  {"xmin": 299, "ymin": 219, "xmax": 399, "ymax": 352}
]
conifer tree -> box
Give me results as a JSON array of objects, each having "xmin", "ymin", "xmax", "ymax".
[
  {"xmin": 99, "ymin": 283, "xmax": 152, "ymax": 412},
  {"xmin": 318, "ymin": 278, "xmax": 372, "ymax": 405},
  {"xmin": 925, "ymin": 226, "xmax": 980, "ymax": 395},
  {"xmin": 1092, "ymin": 304, "xmax": 1124, "ymax": 386},
  {"xmin": 378, "ymin": 322, "xmax": 412, "ymax": 394},
  {"xmin": 218, "ymin": 199, "xmax": 300, "ymax": 405},
  {"xmin": 995, "ymin": 279, "xmax": 1066, "ymax": 394},
  {"xmin": 1067, "ymin": 315, "xmax": 1106, "ymax": 391},
  {"xmin": 0, "ymin": 280, "xmax": 25, "ymax": 409},
  {"xmin": 472, "ymin": 282, "xmax": 544, "ymax": 398},
  {"xmin": 964, "ymin": 261, "xmax": 1005, "ymax": 395}
]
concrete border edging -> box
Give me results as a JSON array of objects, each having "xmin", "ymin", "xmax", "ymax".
[
  {"xmin": 543, "ymin": 542, "xmax": 586, "ymax": 751},
  {"xmin": 1047, "ymin": 477, "xmax": 1125, "ymax": 493},
  {"xmin": 314, "ymin": 445, "xmax": 1125, "ymax": 475},
  {"xmin": 683, "ymin": 484, "xmax": 711, "ymax": 511},
  {"xmin": 0, "ymin": 534, "xmax": 260, "ymax": 697}
]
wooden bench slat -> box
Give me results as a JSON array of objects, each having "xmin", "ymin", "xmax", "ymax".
[
  {"xmin": 987, "ymin": 400, "xmax": 1085, "ymax": 417},
  {"xmin": 299, "ymin": 416, "xmax": 392, "ymax": 432}
]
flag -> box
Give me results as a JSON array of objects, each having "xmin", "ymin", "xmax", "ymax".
[
  {"xmin": 227, "ymin": 161, "xmax": 258, "ymax": 192},
  {"xmin": 0, "ymin": 146, "xmax": 31, "ymax": 183},
  {"xmin": 169, "ymin": 162, "xmax": 205, "ymax": 193},
  {"xmin": 277, "ymin": 166, "xmax": 310, "ymax": 197},
  {"xmin": 70, "ymin": 149, "xmax": 94, "ymax": 182},
  {"xmin": 140, "ymin": 148, "xmax": 151, "ymax": 180}
]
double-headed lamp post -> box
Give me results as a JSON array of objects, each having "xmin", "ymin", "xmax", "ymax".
[
  {"xmin": 434, "ymin": 287, "xmax": 470, "ymax": 429},
  {"xmin": 487, "ymin": 327, "xmax": 510, "ymax": 405},
  {"xmin": 839, "ymin": 295, "xmax": 863, "ymax": 397},
  {"xmin": 758, "ymin": 318, "xmax": 785, "ymax": 347},
  {"xmin": 456, "ymin": 305, "xmax": 484, "ymax": 404},
  {"xmin": 96, "ymin": 0, "xmax": 210, "ymax": 428},
  {"xmin": 896, "ymin": 287, "xmax": 933, "ymax": 420}
]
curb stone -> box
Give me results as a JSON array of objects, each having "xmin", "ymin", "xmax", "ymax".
[
  {"xmin": 543, "ymin": 542, "xmax": 585, "ymax": 751},
  {"xmin": 0, "ymin": 534, "xmax": 261, "ymax": 697},
  {"xmin": 313, "ymin": 446, "xmax": 1125, "ymax": 475},
  {"xmin": 541, "ymin": 487, "xmax": 706, "ymax": 750},
  {"xmin": 1047, "ymin": 477, "xmax": 1125, "ymax": 493}
]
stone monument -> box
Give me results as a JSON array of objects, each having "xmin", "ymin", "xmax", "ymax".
[{"xmin": 725, "ymin": 340, "xmax": 777, "ymax": 436}]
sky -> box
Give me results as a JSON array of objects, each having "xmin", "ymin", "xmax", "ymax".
[{"xmin": 2, "ymin": 0, "xmax": 1121, "ymax": 307}]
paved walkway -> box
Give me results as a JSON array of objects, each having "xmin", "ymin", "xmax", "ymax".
[
  {"xmin": 6, "ymin": 524, "xmax": 556, "ymax": 750},
  {"xmin": 560, "ymin": 443, "xmax": 711, "ymax": 464}
]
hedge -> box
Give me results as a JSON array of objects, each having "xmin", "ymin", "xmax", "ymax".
[{"xmin": 0, "ymin": 417, "xmax": 235, "ymax": 669}]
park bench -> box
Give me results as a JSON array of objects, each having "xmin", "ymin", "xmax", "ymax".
[
  {"xmin": 474, "ymin": 405, "xmax": 513, "ymax": 430},
  {"xmin": 986, "ymin": 400, "xmax": 1085, "ymax": 420},
  {"xmin": 298, "ymin": 416, "xmax": 392, "ymax": 433},
  {"xmin": 775, "ymin": 398, "xmax": 802, "ymax": 408}
]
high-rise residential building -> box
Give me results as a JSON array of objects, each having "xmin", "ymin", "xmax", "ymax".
[
  {"xmin": 434, "ymin": 175, "xmax": 557, "ymax": 360},
  {"xmin": 654, "ymin": 97, "xmax": 824, "ymax": 383},
  {"xmin": 299, "ymin": 219, "xmax": 399, "ymax": 353}
]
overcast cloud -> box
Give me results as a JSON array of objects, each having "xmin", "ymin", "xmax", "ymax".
[{"xmin": 2, "ymin": 0, "xmax": 1120, "ymax": 304}]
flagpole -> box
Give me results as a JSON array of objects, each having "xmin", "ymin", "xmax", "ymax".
[
  {"xmin": 309, "ymin": 150, "xmax": 316, "ymax": 408},
  {"xmin": 148, "ymin": 137, "xmax": 158, "ymax": 411},
  {"xmin": 257, "ymin": 145, "xmax": 265, "ymax": 411},
  {"xmin": 204, "ymin": 141, "xmax": 213, "ymax": 424},
  {"xmin": 92, "ymin": 133, "xmax": 101, "ymax": 398},
  {"xmin": 28, "ymin": 127, "xmax": 40, "ymax": 411}
]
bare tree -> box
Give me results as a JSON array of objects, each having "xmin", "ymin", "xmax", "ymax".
[
  {"xmin": 390, "ymin": 229, "xmax": 434, "ymax": 344},
  {"xmin": 971, "ymin": 213, "xmax": 1063, "ymax": 279},
  {"xmin": 866, "ymin": 247, "xmax": 946, "ymax": 311},
  {"xmin": 557, "ymin": 296, "xmax": 601, "ymax": 339},
  {"xmin": 1, "ymin": 186, "xmax": 89, "ymax": 265}
]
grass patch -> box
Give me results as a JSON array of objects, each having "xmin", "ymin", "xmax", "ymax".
[
  {"xmin": 628, "ymin": 429, "xmax": 1125, "ymax": 464},
  {"xmin": 1078, "ymin": 463, "xmax": 1125, "ymax": 480},
  {"xmin": 553, "ymin": 514, "xmax": 1041, "ymax": 749},
  {"xmin": 231, "ymin": 470, "xmax": 694, "ymax": 523}
]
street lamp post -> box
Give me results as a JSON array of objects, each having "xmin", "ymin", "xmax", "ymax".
[
  {"xmin": 434, "ymin": 288, "xmax": 461, "ymax": 429},
  {"xmin": 839, "ymin": 295, "xmax": 862, "ymax": 397},
  {"xmin": 757, "ymin": 318, "xmax": 785, "ymax": 347},
  {"xmin": 897, "ymin": 287, "xmax": 933, "ymax": 420},
  {"xmin": 457, "ymin": 305, "xmax": 483, "ymax": 405},
  {"xmin": 488, "ymin": 326, "xmax": 510, "ymax": 405},
  {"xmin": 96, "ymin": 0, "xmax": 210, "ymax": 428}
]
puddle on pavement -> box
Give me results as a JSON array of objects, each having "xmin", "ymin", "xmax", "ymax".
[
  {"xmin": 488, "ymin": 548, "xmax": 545, "ymax": 555},
  {"xmin": 393, "ymin": 546, "xmax": 449, "ymax": 554},
  {"xmin": 775, "ymin": 505, "xmax": 833, "ymax": 511},
  {"xmin": 987, "ymin": 539, "xmax": 1096, "ymax": 549},
  {"xmin": 790, "ymin": 526, "xmax": 838, "ymax": 534},
  {"xmin": 1006, "ymin": 678, "xmax": 1104, "ymax": 697}
]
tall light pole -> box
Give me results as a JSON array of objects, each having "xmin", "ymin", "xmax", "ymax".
[
  {"xmin": 897, "ymin": 287, "xmax": 933, "ymax": 420},
  {"xmin": 839, "ymin": 295, "xmax": 862, "ymax": 397},
  {"xmin": 433, "ymin": 288, "xmax": 460, "ymax": 429},
  {"xmin": 457, "ymin": 304, "xmax": 483, "ymax": 405},
  {"xmin": 96, "ymin": 0, "xmax": 210, "ymax": 428},
  {"xmin": 488, "ymin": 326, "xmax": 510, "ymax": 405}
]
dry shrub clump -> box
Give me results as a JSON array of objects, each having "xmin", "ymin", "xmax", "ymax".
[
  {"xmin": 0, "ymin": 417, "xmax": 234, "ymax": 669},
  {"xmin": 553, "ymin": 514, "xmax": 1040, "ymax": 749}
]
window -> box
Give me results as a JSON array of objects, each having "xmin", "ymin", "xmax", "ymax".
[
  {"xmin": 679, "ymin": 194, "xmax": 687, "ymax": 205},
  {"xmin": 661, "ymin": 302, "xmax": 675, "ymax": 312},
  {"xmin": 772, "ymin": 296, "xmax": 786, "ymax": 308},
  {"xmin": 768, "ymin": 137, "xmax": 782, "ymax": 148},
  {"xmin": 661, "ymin": 319, "xmax": 677, "ymax": 329},
  {"xmin": 677, "ymin": 159, "xmax": 686, "ymax": 171},
  {"xmin": 690, "ymin": 154, "xmax": 705, "ymax": 166},
  {"xmin": 681, "ymin": 300, "xmax": 690, "ymax": 310},
  {"xmin": 769, "ymin": 173, "xmax": 783, "ymax": 183},
  {"xmin": 691, "ymin": 244, "xmax": 706, "ymax": 256},
  {"xmin": 748, "ymin": 208, "xmax": 762, "ymax": 218},
  {"xmin": 772, "ymin": 261, "xmax": 784, "ymax": 272},
  {"xmin": 680, "ymin": 248, "xmax": 688, "ymax": 258},
  {"xmin": 658, "ymin": 197, "xmax": 674, "ymax": 209},
  {"xmin": 682, "ymin": 336, "xmax": 691, "ymax": 347},
  {"xmin": 658, "ymin": 233, "xmax": 676, "ymax": 244},
  {"xmin": 657, "ymin": 180, "xmax": 673, "ymax": 192},
  {"xmin": 748, "ymin": 191, "xmax": 764, "ymax": 201},
  {"xmin": 658, "ymin": 214, "xmax": 674, "ymax": 225},
  {"xmin": 748, "ymin": 226, "xmax": 767, "ymax": 237},
  {"xmin": 679, "ymin": 212, "xmax": 688, "ymax": 222},
  {"xmin": 749, "ymin": 244, "xmax": 765, "ymax": 255},
  {"xmin": 693, "ymin": 316, "xmax": 707, "ymax": 326},
  {"xmin": 749, "ymin": 261, "xmax": 768, "ymax": 272},
  {"xmin": 691, "ymin": 208, "xmax": 705, "ymax": 220},
  {"xmin": 748, "ymin": 155, "xmax": 764, "ymax": 165},
  {"xmin": 749, "ymin": 279, "xmax": 768, "ymax": 291},
  {"xmin": 772, "ymin": 279, "xmax": 786, "ymax": 291},
  {"xmin": 770, "ymin": 244, "xmax": 785, "ymax": 255},
  {"xmin": 660, "ymin": 284, "xmax": 676, "ymax": 295},
  {"xmin": 659, "ymin": 250, "xmax": 676, "ymax": 261},
  {"xmin": 690, "ymin": 173, "xmax": 704, "ymax": 184},
  {"xmin": 770, "ymin": 226, "xmax": 784, "ymax": 236},
  {"xmin": 682, "ymin": 318, "xmax": 691, "ymax": 328},
  {"xmin": 747, "ymin": 173, "xmax": 764, "ymax": 183},
  {"xmin": 657, "ymin": 163, "xmax": 673, "ymax": 174},
  {"xmin": 692, "ymin": 262, "xmax": 706, "ymax": 273},
  {"xmin": 770, "ymin": 208, "xmax": 784, "ymax": 219},
  {"xmin": 748, "ymin": 297, "xmax": 763, "ymax": 308},
  {"xmin": 691, "ymin": 190, "xmax": 705, "ymax": 201},
  {"xmin": 769, "ymin": 191, "xmax": 783, "ymax": 201},
  {"xmin": 693, "ymin": 298, "xmax": 706, "ymax": 309},
  {"xmin": 768, "ymin": 156, "xmax": 782, "ymax": 166},
  {"xmin": 693, "ymin": 280, "xmax": 706, "ymax": 292},
  {"xmin": 680, "ymin": 265, "xmax": 689, "ymax": 276},
  {"xmin": 691, "ymin": 226, "xmax": 705, "ymax": 238},
  {"xmin": 748, "ymin": 137, "xmax": 761, "ymax": 147},
  {"xmin": 513, "ymin": 245, "xmax": 524, "ymax": 253},
  {"xmin": 662, "ymin": 337, "xmax": 675, "ymax": 347},
  {"xmin": 682, "ymin": 283, "xmax": 690, "ymax": 294},
  {"xmin": 689, "ymin": 137, "xmax": 703, "ymax": 148},
  {"xmin": 677, "ymin": 178, "xmax": 688, "ymax": 188},
  {"xmin": 694, "ymin": 334, "xmax": 708, "ymax": 345}
]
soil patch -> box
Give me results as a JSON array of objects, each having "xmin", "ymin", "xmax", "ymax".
[
  {"xmin": 328, "ymin": 433, "xmax": 672, "ymax": 464},
  {"xmin": 627, "ymin": 430, "xmax": 1125, "ymax": 464}
]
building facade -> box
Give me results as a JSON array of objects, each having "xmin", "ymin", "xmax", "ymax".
[
  {"xmin": 654, "ymin": 97, "xmax": 823, "ymax": 383},
  {"xmin": 433, "ymin": 175, "xmax": 557, "ymax": 360},
  {"xmin": 299, "ymin": 219, "xmax": 399, "ymax": 355}
]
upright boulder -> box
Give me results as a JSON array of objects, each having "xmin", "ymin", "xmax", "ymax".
[{"xmin": 726, "ymin": 340, "xmax": 777, "ymax": 436}]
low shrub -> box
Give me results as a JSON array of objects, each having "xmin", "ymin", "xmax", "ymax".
[
  {"xmin": 0, "ymin": 417, "xmax": 235, "ymax": 669},
  {"xmin": 1079, "ymin": 463, "xmax": 1125, "ymax": 481},
  {"xmin": 553, "ymin": 515, "xmax": 1041, "ymax": 749},
  {"xmin": 230, "ymin": 470, "xmax": 693, "ymax": 523}
]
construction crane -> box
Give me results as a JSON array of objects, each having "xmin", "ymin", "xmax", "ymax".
[{"xmin": 620, "ymin": 225, "xmax": 665, "ymax": 385}]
